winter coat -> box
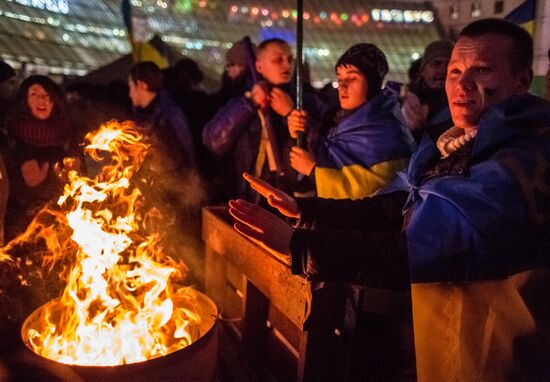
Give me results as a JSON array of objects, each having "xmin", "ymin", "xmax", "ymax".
[
  {"xmin": 290, "ymin": 94, "xmax": 550, "ymax": 381},
  {"xmin": 202, "ymin": 89, "xmax": 324, "ymax": 200},
  {"xmin": 314, "ymin": 89, "xmax": 415, "ymax": 200}
]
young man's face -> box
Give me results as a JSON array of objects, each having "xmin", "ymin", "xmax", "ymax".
[
  {"xmin": 255, "ymin": 43, "xmax": 293, "ymax": 86},
  {"xmin": 27, "ymin": 84, "xmax": 54, "ymax": 120},
  {"xmin": 445, "ymin": 34, "xmax": 530, "ymax": 132},
  {"xmin": 226, "ymin": 63, "xmax": 246, "ymax": 80},
  {"xmin": 128, "ymin": 77, "xmax": 141, "ymax": 108},
  {"xmin": 336, "ymin": 64, "xmax": 368, "ymax": 110},
  {"xmin": 420, "ymin": 57, "xmax": 449, "ymax": 90}
]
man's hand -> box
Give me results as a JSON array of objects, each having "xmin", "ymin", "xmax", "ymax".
[
  {"xmin": 287, "ymin": 109, "xmax": 307, "ymax": 138},
  {"xmin": 269, "ymin": 87, "xmax": 293, "ymax": 117},
  {"xmin": 243, "ymin": 172, "xmax": 300, "ymax": 219},
  {"xmin": 290, "ymin": 147, "xmax": 316, "ymax": 176},
  {"xmin": 401, "ymin": 91, "xmax": 429, "ymax": 131},
  {"xmin": 21, "ymin": 160, "xmax": 49, "ymax": 187},
  {"xmin": 251, "ymin": 82, "xmax": 270, "ymax": 109},
  {"xmin": 229, "ymin": 199, "xmax": 293, "ymax": 262}
]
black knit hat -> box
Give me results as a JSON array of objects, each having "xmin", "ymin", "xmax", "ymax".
[
  {"xmin": 0, "ymin": 60, "xmax": 16, "ymax": 84},
  {"xmin": 336, "ymin": 43, "xmax": 389, "ymax": 98}
]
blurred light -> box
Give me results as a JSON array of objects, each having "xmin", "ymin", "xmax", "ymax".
[
  {"xmin": 411, "ymin": 52, "xmax": 420, "ymax": 60},
  {"xmin": 271, "ymin": 12, "xmax": 279, "ymax": 20},
  {"xmin": 340, "ymin": 13, "xmax": 348, "ymax": 21},
  {"xmin": 251, "ymin": 7, "xmax": 259, "ymax": 15},
  {"xmin": 241, "ymin": 6, "xmax": 248, "ymax": 14},
  {"xmin": 332, "ymin": 81, "xmax": 338, "ymax": 89},
  {"xmin": 304, "ymin": 12, "xmax": 310, "ymax": 20},
  {"xmin": 330, "ymin": 13, "xmax": 338, "ymax": 21},
  {"xmin": 281, "ymin": 9, "xmax": 289, "ymax": 18},
  {"xmin": 313, "ymin": 16, "xmax": 321, "ymax": 24},
  {"xmin": 319, "ymin": 11, "xmax": 327, "ymax": 20},
  {"xmin": 261, "ymin": 8, "xmax": 269, "ymax": 16},
  {"xmin": 291, "ymin": 10, "xmax": 298, "ymax": 19},
  {"xmin": 199, "ymin": 0, "xmax": 207, "ymax": 8},
  {"xmin": 230, "ymin": 5, "xmax": 238, "ymax": 13}
]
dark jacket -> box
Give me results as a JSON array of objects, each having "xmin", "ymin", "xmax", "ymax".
[
  {"xmin": 202, "ymin": 88, "xmax": 324, "ymax": 200},
  {"xmin": 133, "ymin": 92, "xmax": 197, "ymax": 170}
]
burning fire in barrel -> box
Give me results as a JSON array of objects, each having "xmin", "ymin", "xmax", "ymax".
[{"xmin": 1, "ymin": 121, "xmax": 217, "ymax": 380}]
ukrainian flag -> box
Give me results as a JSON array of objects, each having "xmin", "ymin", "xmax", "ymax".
[
  {"xmin": 505, "ymin": 0, "xmax": 536, "ymax": 35},
  {"xmin": 121, "ymin": 0, "xmax": 169, "ymax": 68}
]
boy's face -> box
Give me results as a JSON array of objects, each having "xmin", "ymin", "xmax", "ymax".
[
  {"xmin": 336, "ymin": 64, "xmax": 368, "ymax": 110},
  {"xmin": 256, "ymin": 43, "xmax": 293, "ymax": 86}
]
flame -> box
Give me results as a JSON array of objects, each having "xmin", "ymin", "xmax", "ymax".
[{"xmin": 9, "ymin": 121, "xmax": 205, "ymax": 366}]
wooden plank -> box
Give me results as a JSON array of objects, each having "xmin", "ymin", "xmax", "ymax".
[
  {"xmin": 202, "ymin": 207, "xmax": 310, "ymax": 329},
  {"xmin": 241, "ymin": 281, "xmax": 269, "ymax": 380}
]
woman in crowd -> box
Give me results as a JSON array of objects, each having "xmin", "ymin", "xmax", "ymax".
[{"xmin": 4, "ymin": 75, "xmax": 71, "ymax": 240}]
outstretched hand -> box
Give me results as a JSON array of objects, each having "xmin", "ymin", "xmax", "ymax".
[
  {"xmin": 243, "ymin": 172, "xmax": 300, "ymax": 219},
  {"xmin": 229, "ymin": 199, "xmax": 293, "ymax": 264}
]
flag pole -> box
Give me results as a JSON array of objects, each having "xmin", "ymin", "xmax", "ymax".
[{"xmin": 295, "ymin": 0, "xmax": 305, "ymax": 147}]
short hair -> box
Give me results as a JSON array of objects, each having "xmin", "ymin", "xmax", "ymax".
[
  {"xmin": 459, "ymin": 18, "xmax": 533, "ymax": 74},
  {"xmin": 257, "ymin": 38, "xmax": 290, "ymax": 58},
  {"xmin": 129, "ymin": 61, "xmax": 163, "ymax": 92}
]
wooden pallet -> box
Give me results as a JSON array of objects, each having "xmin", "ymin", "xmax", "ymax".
[{"xmin": 202, "ymin": 206, "xmax": 344, "ymax": 382}]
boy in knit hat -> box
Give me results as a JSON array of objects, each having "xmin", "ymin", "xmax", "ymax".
[{"xmin": 401, "ymin": 39, "xmax": 454, "ymax": 142}]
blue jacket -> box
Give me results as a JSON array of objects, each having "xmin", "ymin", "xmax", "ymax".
[
  {"xmin": 202, "ymin": 90, "xmax": 324, "ymax": 200},
  {"xmin": 385, "ymin": 94, "xmax": 550, "ymax": 283},
  {"xmin": 314, "ymin": 90, "xmax": 416, "ymax": 199}
]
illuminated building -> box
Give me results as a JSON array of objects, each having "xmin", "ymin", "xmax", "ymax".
[{"xmin": 0, "ymin": 0, "xmax": 444, "ymax": 85}]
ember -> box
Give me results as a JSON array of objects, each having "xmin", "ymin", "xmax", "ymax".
[{"xmin": 2, "ymin": 121, "xmax": 215, "ymax": 366}]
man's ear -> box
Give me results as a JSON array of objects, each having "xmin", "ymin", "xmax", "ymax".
[
  {"xmin": 255, "ymin": 60, "xmax": 263, "ymax": 75},
  {"xmin": 136, "ymin": 79, "xmax": 149, "ymax": 93},
  {"xmin": 516, "ymin": 68, "xmax": 533, "ymax": 94}
]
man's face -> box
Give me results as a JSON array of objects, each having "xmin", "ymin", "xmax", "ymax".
[
  {"xmin": 128, "ymin": 77, "xmax": 140, "ymax": 107},
  {"xmin": 421, "ymin": 57, "xmax": 449, "ymax": 90},
  {"xmin": 255, "ymin": 43, "xmax": 293, "ymax": 85},
  {"xmin": 445, "ymin": 34, "xmax": 530, "ymax": 131},
  {"xmin": 226, "ymin": 63, "xmax": 246, "ymax": 80},
  {"xmin": 27, "ymin": 84, "xmax": 54, "ymax": 120},
  {"xmin": 0, "ymin": 76, "xmax": 19, "ymax": 101},
  {"xmin": 336, "ymin": 64, "xmax": 368, "ymax": 110}
]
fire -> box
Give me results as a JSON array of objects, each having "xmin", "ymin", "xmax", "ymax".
[{"xmin": 7, "ymin": 121, "xmax": 208, "ymax": 366}]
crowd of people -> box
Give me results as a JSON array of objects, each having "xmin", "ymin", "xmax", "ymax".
[{"xmin": 0, "ymin": 15, "xmax": 550, "ymax": 381}]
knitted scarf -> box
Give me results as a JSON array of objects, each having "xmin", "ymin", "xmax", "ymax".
[
  {"xmin": 11, "ymin": 115, "xmax": 69, "ymax": 148},
  {"xmin": 436, "ymin": 126, "xmax": 477, "ymax": 158}
]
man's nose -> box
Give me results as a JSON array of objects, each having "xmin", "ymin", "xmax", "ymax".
[{"xmin": 457, "ymin": 70, "xmax": 476, "ymax": 91}]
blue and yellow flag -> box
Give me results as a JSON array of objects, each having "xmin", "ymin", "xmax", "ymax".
[
  {"xmin": 505, "ymin": 0, "xmax": 536, "ymax": 34},
  {"xmin": 121, "ymin": 0, "xmax": 169, "ymax": 68}
]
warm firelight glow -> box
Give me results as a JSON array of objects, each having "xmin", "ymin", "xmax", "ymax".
[{"xmin": 11, "ymin": 121, "xmax": 207, "ymax": 366}]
